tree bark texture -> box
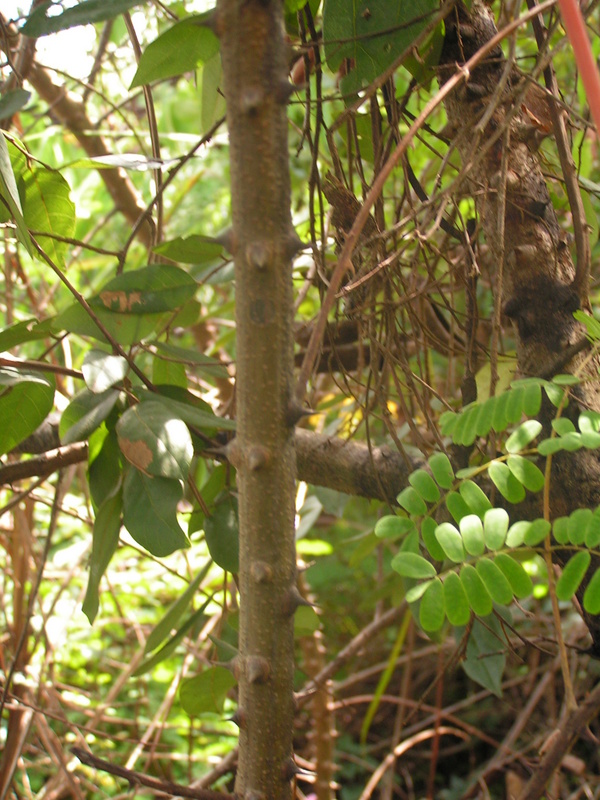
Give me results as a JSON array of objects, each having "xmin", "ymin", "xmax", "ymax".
[
  {"xmin": 217, "ymin": 2, "xmax": 299, "ymax": 799},
  {"xmin": 439, "ymin": 0, "xmax": 600, "ymax": 649}
]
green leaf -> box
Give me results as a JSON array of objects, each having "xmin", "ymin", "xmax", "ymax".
[
  {"xmin": 146, "ymin": 390, "xmax": 236, "ymax": 431},
  {"xmin": 408, "ymin": 469, "xmax": 440, "ymax": 503},
  {"xmin": 567, "ymin": 508, "xmax": 591, "ymax": 545},
  {"xmin": 51, "ymin": 302, "xmax": 170, "ymax": 346},
  {"xmin": 0, "ymin": 89, "xmax": 30, "ymax": 119},
  {"xmin": 421, "ymin": 517, "xmax": 446, "ymax": 561},
  {"xmin": 483, "ymin": 508, "xmax": 509, "ymax": 550},
  {"xmin": 0, "ymin": 132, "xmax": 31, "ymax": 253},
  {"xmin": 82, "ymin": 349, "xmax": 128, "ymax": 393},
  {"xmin": 552, "ymin": 417, "xmax": 576, "ymax": 435},
  {"xmin": 135, "ymin": 605, "xmax": 209, "ymax": 676},
  {"xmin": 445, "ymin": 491, "xmax": 472, "ymax": 524},
  {"xmin": 443, "ymin": 572, "xmax": 471, "ymax": 626},
  {"xmin": 553, "ymin": 516, "xmax": 569, "ymax": 544},
  {"xmin": 544, "ymin": 382, "xmax": 567, "ymax": 407},
  {"xmin": 21, "ymin": 0, "xmax": 147, "ymax": 35},
  {"xmin": 578, "ymin": 411, "xmax": 600, "ymax": 433},
  {"xmin": 90, "ymin": 264, "xmax": 197, "ymax": 315},
  {"xmin": 491, "ymin": 391, "xmax": 511, "ymax": 433},
  {"xmin": 506, "ymin": 520, "xmax": 531, "ymax": 548},
  {"xmin": 439, "ymin": 411, "xmax": 458, "ymax": 438},
  {"xmin": 154, "ymin": 234, "xmax": 224, "ymax": 265},
  {"xmin": 0, "ymin": 370, "xmax": 54, "ymax": 455},
  {"xmin": 459, "ymin": 564, "xmax": 493, "ymax": 616},
  {"xmin": 374, "ymin": 515, "xmax": 416, "ymax": 540},
  {"xmin": 397, "ymin": 486, "xmax": 427, "ymax": 516},
  {"xmin": 435, "ymin": 522, "xmax": 465, "ymax": 563},
  {"xmin": 428, "ymin": 452, "xmax": 454, "ymax": 489},
  {"xmin": 204, "ymin": 493, "xmax": 239, "ymax": 573},
  {"xmin": 521, "ymin": 518, "xmax": 550, "ymax": 546},
  {"xmin": 585, "ymin": 513, "xmax": 600, "ymax": 548},
  {"xmin": 82, "ymin": 489, "xmax": 122, "ymax": 623},
  {"xmin": 555, "ymin": 550, "xmax": 591, "ymax": 602},
  {"xmin": 89, "ymin": 427, "xmax": 122, "ymax": 509},
  {"xmin": 419, "ymin": 578, "xmax": 445, "ymax": 632},
  {"xmin": 461, "ymin": 617, "xmax": 505, "ymax": 697},
  {"xmin": 488, "ymin": 460, "xmax": 526, "ymax": 503},
  {"xmin": 506, "ymin": 454, "xmax": 545, "ymax": 493},
  {"xmin": 459, "ymin": 514, "xmax": 485, "ymax": 557},
  {"xmin": 580, "ymin": 430, "xmax": 600, "ymax": 449},
  {"xmin": 323, "ymin": 0, "xmax": 439, "ymax": 89},
  {"xmin": 152, "ymin": 342, "xmax": 229, "ymax": 379},
  {"xmin": 391, "ymin": 552, "xmax": 437, "ymax": 579},
  {"xmin": 474, "ymin": 397, "xmax": 495, "ymax": 437},
  {"xmin": 0, "ymin": 319, "xmax": 48, "ymax": 351},
  {"xmin": 130, "ymin": 17, "xmax": 219, "ymax": 88},
  {"xmin": 583, "ymin": 568, "xmax": 600, "ymax": 615},
  {"xmin": 200, "ymin": 52, "xmax": 226, "ymax": 133},
  {"xmin": 494, "ymin": 553, "xmax": 533, "ymax": 599},
  {"xmin": 116, "ymin": 400, "xmax": 193, "ymax": 480},
  {"xmin": 475, "ymin": 558, "xmax": 513, "ymax": 605},
  {"xmin": 522, "ymin": 381, "xmax": 542, "ymax": 416},
  {"xmin": 459, "ymin": 480, "xmax": 492, "ymax": 516},
  {"xmin": 505, "ymin": 420, "xmax": 542, "ymax": 453},
  {"xmin": 179, "ymin": 666, "xmax": 236, "ymax": 716},
  {"xmin": 22, "ymin": 164, "xmax": 75, "ymax": 268},
  {"xmin": 552, "ymin": 373, "xmax": 580, "ymax": 386},
  {"xmin": 122, "ymin": 468, "xmax": 189, "ymax": 556},
  {"xmin": 145, "ymin": 562, "xmax": 212, "ymax": 652},
  {"xmin": 60, "ymin": 388, "xmax": 119, "ymax": 445},
  {"xmin": 537, "ymin": 436, "xmax": 564, "ymax": 456}
]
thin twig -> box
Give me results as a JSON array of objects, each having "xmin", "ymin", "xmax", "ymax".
[{"xmin": 71, "ymin": 748, "xmax": 234, "ymax": 800}]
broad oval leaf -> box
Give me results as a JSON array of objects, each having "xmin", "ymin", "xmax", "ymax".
[
  {"xmin": 21, "ymin": 0, "xmax": 147, "ymax": 36},
  {"xmin": 397, "ymin": 486, "xmax": 427, "ymax": 516},
  {"xmin": 555, "ymin": 550, "xmax": 591, "ymax": 602},
  {"xmin": 435, "ymin": 522, "xmax": 465, "ymax": 563},
  {"xmin": 409, "ymin": 469, "xmax": 440, "ymax": 503},
  {"xmin": 506, "ymin": 454, "xmax": 545, "ymax": 493},
  {"xmin": 22, "ymin": 164, "xmax": 75, "ymax": 268},
  {"xmin": 475, "ymin": 558, "xmax": 513, "ymax": 605},
  {"xmin": 90, "ymin": 264, "xmax": 197, "ymax": 315},
  {"xmin": 83, "ymin": 349, "xmax": 128, "ymax": 393},
  {"xmin": 391, "ymin": 551, "xmax": 436, "ymax": 579},
  {"xmin": 60, "ymin": 388, "xmax": 119, "ymax": 445},
  {"xmin": 117, "ymin": 400, "xmax": 193, "ymax": 480},
  {"xmin": 130, "ymin": 18, "xmax": 219, "ymax": 88},
  {"xmin": 488, "ymin": 460, "xmax": 525, "ymax": 503},
  {"xmin": 459, "ymin": 480, "xmax": 492, "ymax": 517},
  {"xmin": 421, "ymin": 517, "xmax": 446, "ymax": 561},
  {"xmin": 445, "ymin": 491, "xmax": 471, "ymax": 524},
  {"xmin": 419, "ymin": 578, "xmax": 445, "ymax": 632},
  {"xmin": 179, "ymin": 666, "xmax": 236, "ymax": 716},
  {"xmin": 459, "ymin": 563, "xmax": 493, "ymax": 616},
  {"xmin": 82, "ymin": 489, "xmax": 122, "ymax": 623},
  {"xmin": 0, "ymin": 370, "xmax": 54, "ymax": 455},
  {"xmin": 494, "ymin": 553, "xmax": 533, "ymax": 599},
  {"xmin": 505, "ymin": 420, "xmax": 542, "ymax": 454},
  {"xmin": 460, "ymin": 514, "xmax": 485, "ymax": 557},
  {"xmin": 204, "ymin": 493, "xmax": 239, "ymax": 573},
  {"xmin": 428, "ymin": 452, "xmax": 454, "ymax": 489},
  {"xmin": 483, "ymin": 508, "xmax": 509, "ymax": 551},
  {"xmin": 443, "ymin": 572, "xmax": 471, "ymax": 626},
  {"xmin": 523, "ymin": 518, "xmax": 551, "ymax": 546},
  {"xmin": 506, "ymin": 520, "xmax": 531, "ymax": 548},
  {"xmin": 122, "ymin": 468, "xmax": 189, "ymax": 556},
  {"xmin": 567, "ymin": 508, "xmax": 592, "ymax": 545},
  {"xmin": 583, "ymin": 567, "xmax": 600, "ymax": 615},
  {"xmin": 374, "ymin": 515, "xmax": 415, "ymax": 540}
]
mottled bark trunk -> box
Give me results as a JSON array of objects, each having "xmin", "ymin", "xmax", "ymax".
[
  {"xmin": 439, "ymin": 0, "xmax": 600, "ymax": 650},
  {"xmin": 217, "ymin": 1, "xmax": 300, "ymax": 797}
]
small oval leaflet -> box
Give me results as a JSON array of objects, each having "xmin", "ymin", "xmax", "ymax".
[
  {"xmin": 391, "ymin": 551, "xmax": 436, "ymax": 579},
  {"xmin": 420, "ymin": 579, "xmax": 445, "ymax": 632}
]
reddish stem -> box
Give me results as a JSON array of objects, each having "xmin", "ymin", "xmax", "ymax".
[{"xmin": 558, "ymin": 0, "xmax": 600, "ymax": 135}]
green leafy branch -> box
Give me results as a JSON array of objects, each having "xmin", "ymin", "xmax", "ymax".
[{"xmin": 376, "ymin": 376, "xmax": 600, "ymax": 635}]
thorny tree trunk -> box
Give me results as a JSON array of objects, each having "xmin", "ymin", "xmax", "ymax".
[
  {"xmin": 217, "ymin": 1, "xmax": 300, "ymax": 798},
  {"xmin": 439, "ymin": 1, "xmax": 600, "ymax": 649}
]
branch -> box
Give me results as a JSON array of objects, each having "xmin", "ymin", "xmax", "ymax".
[
  {"xmin": 1, "ymin": 429, "xmax": 416, "ymax": 504},
  {"xmin": 517, "ymin": 680, "xmax": 600, "ymax": 800},
  {"xmin": 71, "ymin": 747, "xmax": 234, "ymax": 800}
]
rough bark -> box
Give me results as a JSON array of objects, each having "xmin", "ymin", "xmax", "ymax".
[
  {"xmin": 438, "ymin": 1, "xmax": 600, "ymax": 649},
  {"xmin": 217, "ymin": 2, "xmax": 299, "ymax": 799}
]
